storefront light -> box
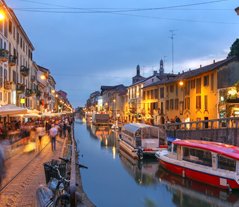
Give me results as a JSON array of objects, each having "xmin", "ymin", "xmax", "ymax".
[{"xmin": 220, "ymin": 96, "xmax": 224, "ymax": 101}]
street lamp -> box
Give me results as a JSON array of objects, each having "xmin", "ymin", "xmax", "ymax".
[
  {"xmin": 179, "ymin": 80, "xmax": 184, "ymax": 86},
  {"xmin": 235, "ymin": 7, "xmax": 239, "ymax": 15},
  {"xmin": 0, "ymin": 10, "xmax": 5, "ymax": 21}
]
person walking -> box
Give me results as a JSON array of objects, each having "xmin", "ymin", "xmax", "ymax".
[
  {"xmin": 0, "ymin": 144, "xmax": 6, "ymax": 185},
  {"xmin": 49, "ymin": 124, "xmax": 57, "ymax": 152},
  {"xmin": 36, "ymin": 124, "xmax": 45, "ymax": 151}
]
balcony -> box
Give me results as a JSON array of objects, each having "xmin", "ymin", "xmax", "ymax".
[
  {"xmin": 0, "ymin": 49, "xmax": 9, "ymax": 62},
  {"xmin": 31, "ymin": 75, "xmax": 36, "ymax": 82},
  {"xmin": 20, "ymin": 66, "xmax": 30, "ymax": 77},
  {"xmin": 9, "ymin": 55, "xmax": 17, "ymax": 66},
  {"xmin": 25, "ymin": 89, "xmax": 32, "ymax": 97},
  {"xmin": 16, "ymin": 83, "xmax": 25, "ymax": 94},
  {"xmin": 4, "ymin": 81, "xmax": 12, "ymax": 90}
]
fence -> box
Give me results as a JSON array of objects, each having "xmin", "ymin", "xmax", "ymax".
[{"xmin": 165, "ymin": 117, "xmax": 239, "ymax": 146}]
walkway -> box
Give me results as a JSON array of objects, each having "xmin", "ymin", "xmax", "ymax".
[{"xmin": 0, "ymin": 136, "xmax": 65, "ymax": 207}]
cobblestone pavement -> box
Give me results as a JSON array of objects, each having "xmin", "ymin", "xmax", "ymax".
[{"xmin": 0, "ymin": 137, "xmax": 65, "ymax": 207}]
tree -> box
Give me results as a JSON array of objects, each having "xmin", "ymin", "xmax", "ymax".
[{"xmin": 228, "ymin": 38, "xmax": 239, "ymax": 58}]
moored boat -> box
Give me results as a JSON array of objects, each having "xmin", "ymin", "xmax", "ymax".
[
  {"xmin": 119, "ymin": 123, "xmax": 167, "ymax": 159},
  {"xmin": 157, "ymin": 139, "xmax": 239, "ymax": 190}
]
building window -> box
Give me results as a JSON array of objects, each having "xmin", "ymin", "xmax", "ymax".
[
  {"xmin": 0, "ymin": 67, "xmax": 2, "ymax": 87},
  {"xmin": 154, "ymin": 89, "xmax": 158, "ymax": 99},
  {"xmin": 17, "ymin": 32, "xmax": 19, "ymax": 44},
  {"xmin": 4, "ymin": 69, "xmax": 7, "ymax": 82},
  {"xmin": 4, "ymin": 20, "xmax": 7, "ymax": 38},
  {"xmin": 143, "ymin": 91, "xmax": 146, "ymax": 100},
  {"xmin": 204, "ymin": 75, "xmax": 209, "ymax": 86},
  {"xmin": 13, "ymin": 71, "xmax": 17, "ymax": 84},
  {"xmin": 196, "ymin": 78, "xmax": 201, "ymax": 93},
  {"xmin": 185, "ymin": 81, "xmax": 190, "ymax": 95},
  {"xmin": 185, "ymin": 97, "xmax": 190, "ymax": 110},
  {"xmin": 166, "ymin": 100, "xmax": 169, "ymax": 110},
  {"xmin": 170, "ymin": 99, "xmax": 174, "ymax": 110},
  {"xmin": 9, "ymin": 20, "xmax": 12, "ymax": 33},
  {"xmin": 196, "ymin": 96, "xmax": 201, "ymax": 109},
  {"xmin": 160, "ymin": 87, "xmax": 164, "ymax": 98},
  {"xmin": 170, "ymin": 85, "xmax": 174, "ymax": 93},
  {"xmin": 191, "ymin": 79, "xmax": 195, "ymax": 89},
  {"xmin": 204, "ymin": 95, "xmax": 208, "ymax": 111},
  {"xmin": 175, "ymin": 99, "xmax": 179, "ymax": 110},
  {"xmin": 175, "ymin": 84, "xmax": 178, "ymax": 96},
  {"xmin": 0, "ymin": 92, "xmax": 2, "ymax": 101},
  {"xmin": 210, "ymin": 74, "xmax": 214, "ymax": 91}
]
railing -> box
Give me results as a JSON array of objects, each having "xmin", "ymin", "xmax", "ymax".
[
  {"xmin": 20, "ymin": 66, "xmax": 30, "ymax": 76},
  {"xmin": 9, "ymin": 55, "xmax": 17, "ymax": 66},
  {"xmin": 70, "ymin": 123, "xmax": 77, "ymax": 206},
  {"xmin": 165, "ymin": 117, "xmax": 239, "ymax": 131},
  {"xmin": 0, "ymin": 49, "xmax": 9, "ymax": 62}
]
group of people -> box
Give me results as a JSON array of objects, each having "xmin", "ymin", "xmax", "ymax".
[{"xmin": 33, "ymin": 116, "xmax": 74, "ymax": 152}]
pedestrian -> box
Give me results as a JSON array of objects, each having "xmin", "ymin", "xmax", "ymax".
[
  {"xmin": 49, "ymin": 124, "xmax": 57, "ymax": 152},
  {"xmin": 36, "ymin": 124, "xmax": 45, "ymax": 151},
  {"xmin": 0, "ymin": 144, "xmax": 6, "ymax": 185},
  {"xmin": 175, "ymin": 116, "xmax": 181, "ymax": 129}
]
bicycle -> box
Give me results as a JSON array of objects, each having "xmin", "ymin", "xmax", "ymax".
[{"xmin": 36, "ymin": 163, "xmax": 70, "ymax": 207}]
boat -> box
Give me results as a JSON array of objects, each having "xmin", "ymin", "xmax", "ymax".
[
  {"xmin": 157, "ymin": 139, "xmax": 239, "ymax": 190},
  {"xmin": 119, "ymin": 123, "xmax": 167, "ymax": 159}
]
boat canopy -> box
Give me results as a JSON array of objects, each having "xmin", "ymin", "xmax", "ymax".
[
  {"xmin": 173, "ymin": 140, "xmax": 239, "ymax": 160},
  {"xmin": 122, "ymin": 123, "xmax": 153, "ymax": 134}
]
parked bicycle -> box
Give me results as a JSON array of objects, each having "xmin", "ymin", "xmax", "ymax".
[
  {"xmin": 36, "ymin": 158, "xmax": 88, "ymax": 207},
  {"xmin": 36, "ymin": 163, "xmax": 70, "ymax": 207}
]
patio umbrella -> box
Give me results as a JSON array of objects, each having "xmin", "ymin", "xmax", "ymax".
[{"xmin": 0, "ymin": 104, "xmax": 28, "ymax": 116}]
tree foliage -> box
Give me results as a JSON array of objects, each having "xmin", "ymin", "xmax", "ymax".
[{"xmin": 228, "ymin": 38, "xmax": 239, "ymax": 58}]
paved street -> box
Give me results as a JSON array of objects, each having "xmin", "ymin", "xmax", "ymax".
[{"xmin": 0, "ymin": 137, "xmax": 65, "ymax": 207}]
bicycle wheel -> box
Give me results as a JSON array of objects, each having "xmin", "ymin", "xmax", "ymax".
[{"xmin": 55, "ymin": 194, "xmax": 70, "ymax": 207}]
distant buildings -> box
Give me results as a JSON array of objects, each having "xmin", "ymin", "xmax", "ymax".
[
  {"xmin": 85, "ymin": 57, "xmax": 239, "ymax": 124},
  {"xmin": 0, "ymin": 0, "xmax": 72, "ymax": 112}
]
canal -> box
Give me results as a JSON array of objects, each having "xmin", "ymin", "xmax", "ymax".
[{"xmin": 74, "ymin": 122, "xmax": 239, "ymax": 207}]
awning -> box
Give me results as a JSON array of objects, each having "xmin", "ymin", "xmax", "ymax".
[{"xmin": 0, "ymin": 104, "xmax": 28, "ymax": 116}]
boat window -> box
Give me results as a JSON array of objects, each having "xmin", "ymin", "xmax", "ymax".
[
  {"xmin": 142, "ymin": 127, "xmax": 158, "ymax": 139},
  {"xmin": 183, "ymin": 147, "xmax": 212, "ymax": 167},
  {"xmin": 218, "ymin": 155, "xmax": 236, "ymax": 172},
  {"xmin": 122, "ymin": 129, "xmax": 135, "ymax": 138},
  {"xmin": 173, "ymin": 144, "xmax": 177, "ymax": 154},
  {"xmin": 135, "ymin": 129, "xmax": 141, "ymax": 137}
]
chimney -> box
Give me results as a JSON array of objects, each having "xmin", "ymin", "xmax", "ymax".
[
  {"xmin": 136, "ymin": 65, "xmax": 140, "ymax": 76},
  {"xmin": 153, "ymin": 70, "xmax": 157, "ymax": 75},
  {"xmin": 200, "ymin": 65, "xmax": 202, "ymax": 68},
  {"xmin": 213, "ymin": 60, "xmax": 216, "ymax": 64}
]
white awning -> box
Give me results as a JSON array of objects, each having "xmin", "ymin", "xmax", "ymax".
[{"xmin": 0, "ymin": 104, "xmax": 28, "ymax": 116}]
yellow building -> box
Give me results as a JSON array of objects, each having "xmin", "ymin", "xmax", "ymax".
[{"xmin": 143, "ymin": 57, "xmax": 239, "ymax": 125}]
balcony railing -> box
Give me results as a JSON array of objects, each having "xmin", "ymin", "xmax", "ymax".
[
  {"xmin": 9, "ymin": 55, "xmax": 17, "ymax": 66},
  {"xmin": 16, "ymin": 83, "xmax": 25, "ymax": 94},
  {"xmin": 31, "ymin": 75, "xmax": 36, "ymax": 82},
  {"xmin": 0, "ymin": 49, "xmax": 9, "ymax": 62},
  {"xmin": 20, "ymin": 66, "xmax": 30, "ymax": 77},
  {"xmin": 25, "ymin": 89, "xmax": 33, "ymax": 97}
]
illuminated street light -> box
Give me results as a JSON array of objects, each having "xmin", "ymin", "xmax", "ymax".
[
  {"xmin": 179, "ymin": 81, "xmax": 184, "ymax": 86},
  {"xmin": 0, "ymin": 10, "xmax": 5, "ymax": 21},
  {"xmin": 113, "ymin": 99, "xmax": 116, "ymax": 103},
  {"xmin": 40, "ymin": 74, "xmax": 46, "ymax": 80},
  {"xmin": 51, "ymin": 89, "xmax": 55, "ymax": 94}
]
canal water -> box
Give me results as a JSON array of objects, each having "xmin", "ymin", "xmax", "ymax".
[{"xmin": 74, "ymin": 122, "xmax": 239, "ymax": 207}]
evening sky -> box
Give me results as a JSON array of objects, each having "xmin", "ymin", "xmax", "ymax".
[{"xmin": 5, "ymin": 0, "xmax": 239, "ymax": 107}]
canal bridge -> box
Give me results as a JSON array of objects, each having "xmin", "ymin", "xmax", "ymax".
[{"xmin": 165, "ymin": 117, "xmax": 239, "ymax": 146}]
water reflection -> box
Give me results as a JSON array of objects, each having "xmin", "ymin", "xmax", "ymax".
[
  {"xmin": 157, "ymin": 167, "xmax": 239, "ymax": 207},
  {"xmin": 81, "ymin": 123, "xmax": 239, "ymax": 207}
]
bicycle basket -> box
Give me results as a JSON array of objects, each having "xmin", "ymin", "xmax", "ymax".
[{"xmin": 43, "ymin": 159, "xmax": 66, "ymax": 184}]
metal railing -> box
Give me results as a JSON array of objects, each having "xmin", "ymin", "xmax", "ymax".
[
  {"xmin": 165, "ymin": 117, "xmax": 239, "ymax": 131},
  {"xmin": 69, "ymin": 123, "xmax": 77, "ymax": 206}
]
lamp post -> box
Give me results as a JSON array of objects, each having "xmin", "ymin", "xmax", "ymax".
[{"xmin": 136, "ymin": 91, "xmax": 139, "ymax": 122}]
